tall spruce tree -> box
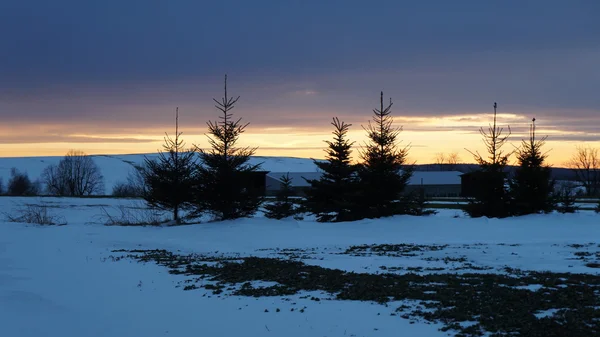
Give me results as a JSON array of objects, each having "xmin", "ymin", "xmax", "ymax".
[
  {"xmin": 509, "ymin": 118, "xmax": 555, "ymax": 215},
  {"xmin": 143, "ymin": 108, "xmax": 197, "ymax": 223},
  {"xmin": 464, "ymin": 103, "xmax": 512, "ymax": 218},
  {"xmin": 304, "ymin": 117, "xmax": 358, "ymax": 222},
  {"xmin": 193, "ymin": 75, "xmax": 262, "ymax": 221},
  {"xmin": 356, "ymin": 92, "xmax": 412, "ymax": 219},
  {"xmin": 264, "ymin": 173, "xmax": 298, "ymax": 219}
]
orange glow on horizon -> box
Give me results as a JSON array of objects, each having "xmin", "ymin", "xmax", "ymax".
[
  {"xmin": 1, "ymin": 113, "xmax": 598, "ymax": 167},
  {"xmin": 0, "ymin": 129, "xmax": 595, "ymax": 168}
]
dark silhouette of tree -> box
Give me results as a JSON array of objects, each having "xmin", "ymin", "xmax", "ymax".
[
  {"xmin": 355, "ymin": 92, "xmax": 412, "ymax": 219},
  {"xmin": 434, "ymin": 153, "xmax": 446, "ymax": 171},
  {"xmin": 42, "ymin": 150, "xmax": 104, "ymax": 196},
  {"xmin": 566, "ymin": 146, "xmax": 600, "ymax": 197},
  {"xmin": 464, "ymin": 103, "xmax": 512, "ymax": 218},
  {"xmin": 509, "ymin": 118, "xmax": 555, "ymax": 215},
  {"xmin": 264, "ymin": 173, "xmax": 298, "ymax": 219},
  {"xmin": 7, "ymin": 168, "xmax": 38, "ymax": 196},
  {"xmin": 446, "ymin": 152, "xmax": 461, "ymax": 171},
  {"xmin": 112, "ymin": 167, "xmax": 146, "ymax": 198},
  {"xmin": 304, "ymin": 117, "xmax": 359, "ymax": 222},
  {"xmin": 193, "ymin": 75, "xmax": 262, "ymax": 221},
  {"xmin": 143, "ymin": 108, "xmax": 197, "ymax": 223},
  {"xmin": 555, "ymin": 183, "xmax": 579, "ymax": 214},
  {"xmin": 433, "ymin": 152, "xmax": 461, "ymax": 171}
]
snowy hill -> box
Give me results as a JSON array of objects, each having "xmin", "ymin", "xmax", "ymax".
[{"xmin": 0, "ymin": 154, "xmax": 319, "ymax": 194}]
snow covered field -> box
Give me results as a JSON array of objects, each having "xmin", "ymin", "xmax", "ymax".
[
  {"xmin": 1, "ymin": 196, "xmax": 599, "ymax": 337},
  {"xmin": 0, "ymin": 154, "xmax": 321, "ymax": 194}
]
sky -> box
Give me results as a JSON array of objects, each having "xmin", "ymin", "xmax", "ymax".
[{"xmin": 1, "ymin": 0, "xmax": 599, "ymax": 166}]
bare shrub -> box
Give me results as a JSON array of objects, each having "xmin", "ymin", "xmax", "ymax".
[
  {"xmin": 99, "ymin": 205, "xmax": 170, "ymax": 226},
  {"xmin": 111, "ymin": 182, "xmax": 137, "ymax": 197},
  {"xmin": 4, "ymin": 203, "xmax": 66, "ymax": 225},
  {"xmin": 42, "ymin": 150, "xmax": 104, "ymax": 196},
  {"xmin": 111, "ymin": 167, "xmax": 146, "ymax": 197}
]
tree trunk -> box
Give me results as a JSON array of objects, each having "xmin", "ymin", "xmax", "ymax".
[{"xmin": 173, "ymin": 205, "xmax": 179, "ymax": 223}]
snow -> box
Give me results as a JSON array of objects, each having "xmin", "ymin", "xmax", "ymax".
[
  {"xmin": 0, "ymin": 195, "xmax": 599, "ymax": 337},
  {"xmin": 0, "ymin": 154, "xmax": 319, "ymax": 194},
  {"xmin": 0, "ymin": 154, "xmax": 598, "ymax": 337}
]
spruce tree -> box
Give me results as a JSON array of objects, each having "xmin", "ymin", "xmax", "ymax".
[
  {"xmin": 194, "ymin": 75, "xmax": 262, "ymax": 221},
  {"xmin": 464, "ymin": 103, "xmax": 512, "ymax": 218},
  {"xmin": 264, "ymin": 174, "xmax": 298, "ymax": 219},
  {"xmin": 355, "ymin": 92, "xmax": 412, "ymax": 219},
  {"xmin": 509, "ymin": 118, "xmax": 555, "ymax": 215},
  {"xmin": 555, "ymin": 185, "xmax": 578, "ymax": 214},
  {"xmin": 304, "ymin": 117, "xmax": 358, "ymax": 222},
  {"xmin": 143, "ymin": 108, "xmax": 197, "ymax": 223}
]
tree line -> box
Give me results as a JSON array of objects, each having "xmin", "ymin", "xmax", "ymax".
[
  {"xmin": 139, "ymin": 76, "xmax": 600, "ymax": 222},
  {"xmin": 2, "ymin": 75, "xmax": 599, "ymax": 220}
]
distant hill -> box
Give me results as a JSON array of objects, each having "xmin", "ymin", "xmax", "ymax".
[
  {"xmin": 0, "ymin": 154, "xmax": 322, "ymax": 194},
  {"xmin": 0, "ymin": 154, "xmax": 577, "ymax": 195}
]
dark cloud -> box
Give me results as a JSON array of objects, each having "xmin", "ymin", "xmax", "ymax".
[
  {"xmin": 0, "ymin": 132, "xmax": 157, "ymax": 144},
  {"xmin": 0, "ymin": 0, "xmax": 598, "ymax": 141},
  {"xmin": 1, "ymin": 0, "xmax": 598, "ymax": 82}
]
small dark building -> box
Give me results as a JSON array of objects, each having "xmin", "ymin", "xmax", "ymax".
[
  {"xmin": 240, "ymin": 171, "xmax": 269, "ymax": 196},
  {"xmin": 407, "ymin": 171, "xmax": 463, "ymax": 197},
  {"xmin": 460, "ymin": 171, "xmax": 506, "ymax": 198}
]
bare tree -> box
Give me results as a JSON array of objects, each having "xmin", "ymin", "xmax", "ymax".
[
  {"xmin": 447, "ymin": 152, "xmax": 461, "ymax": 171},
  {"xmin": 566, "ymin": 146, "xmax": 600, "ymax": 197},
  {"xmin": 434, "ymin": 153, "xmax": 446, "ymax": 171},
  {"xmin": 42, "ymin": 150, "xmax": 104, "ymax": 196},
  {"xmin": 433, "ymin": 151, "xmax": 462, "ymax": 171},
  {"xmin": 111, "ymin": 166, "xmax": 147, "ymax": 198}
]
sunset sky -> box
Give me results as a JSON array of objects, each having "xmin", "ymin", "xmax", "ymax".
[{"xmin": 1, "ymin": 0, "xmax": 599, "ymax": 166}]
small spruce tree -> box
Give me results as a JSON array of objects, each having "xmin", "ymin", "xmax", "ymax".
[
  {"xmin": 143, "ymin": 108, "xmax": 197, "ymax": 224},
  {"xmin": 194, "ymin": 75, "xmax": 263, "ymax": 221},
  {"xmin": 355, "ymin": 92, "xmax": 412, "ymax": 219},
  {"xmin": 304, "ymin": 117, "xmax": 359, "ymax": 222},
  {"xmin": 509, "ymin": 118, "xmax": 555, "ymax": 215},
  {"xmin": 264, "ymin": 174, "xmax": 298, "ymax": 219},
  {"xmin": 464, "ymin": 103, "xmax": 512, "ymax": 218},
  {"xmin": 555, "ymin": 185, "xmax": 578, "ymax": 214}
]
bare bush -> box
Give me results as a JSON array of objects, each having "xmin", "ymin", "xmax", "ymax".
[
  {"xmin": 111, "ymin": 167, "xmax": 146, "ymax": 197},
  {"xmin": 4, "ymin": 203, "xmax": 66, "ymax": 225},
  {"xmin": 42, "ymin": 150, "xmax": 104, "ymax": 196},
  {"xmin": 99, "ymin": 205, "xmax": 170, "ymax": 226}
]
